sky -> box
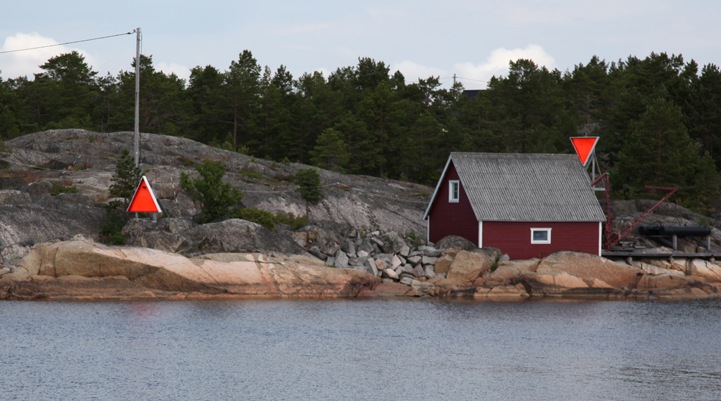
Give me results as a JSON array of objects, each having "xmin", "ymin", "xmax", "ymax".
[{"xmin": 2, "ymin": 0, "xmax": 720, "ymax": 89}]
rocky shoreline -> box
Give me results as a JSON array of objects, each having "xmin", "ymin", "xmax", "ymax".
[
  {"xmin": 2, "ymin": 130, "xmax": 721, "ymax": 302},
  {"xmin": 2, "ymin": 234, "xmax": 721, "ymax": 301}
]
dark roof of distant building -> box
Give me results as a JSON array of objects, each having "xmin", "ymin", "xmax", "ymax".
[{"xmin": 462, "ymin": 89, "xmax": 483, "ymax": 99}]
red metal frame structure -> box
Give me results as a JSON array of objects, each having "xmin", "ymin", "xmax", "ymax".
[
  {"xmin": 590, "ymin": 173, "xmax": 613, "ymax": 246},
  {"xmin": 573, "ymin": 136, "xmax": 679, "ymax": 250},
  {"xmin": 591, "ymin": 173, "xmax": 678, "ymax": 249}
]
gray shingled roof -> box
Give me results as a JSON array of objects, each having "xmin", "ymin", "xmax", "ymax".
[{"xmin": 433, "ymin": 152, "xmax": 606, "ymax": 222}]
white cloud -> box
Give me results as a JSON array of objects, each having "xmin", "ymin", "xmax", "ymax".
[
  {"xmin": 156, "ymin": 61, "xmax": 190, "ymax": 82},
  {"xmin": 393, "ymin": 60, "xmax": 446, "ymax": 84},
  {"xmin": 1, "ymin": 32, "xmax": 97, "ymax": 79},
  {"xmin": 454, "ymin": 44, "xmax": 556, "ymax": 89},
  {"xmin": 313, "ymin": 67, "xmax": 331, "ymax": 77},
  {"xmin": 2, "ymin": 33, "xmax": 65, "ymax": 78}
]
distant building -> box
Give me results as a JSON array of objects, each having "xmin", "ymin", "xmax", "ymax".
[
  {"xmin": 462, "ymin": 89, "xmax": 483, "ymax": 99},
  {"xmin": 423, "ymin": 152, "xmax": 606, "ymax": 259}
]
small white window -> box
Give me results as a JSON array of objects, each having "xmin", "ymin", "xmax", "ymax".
[
  {"xmin": 449, "ymin": 180, "xmax": 460, "ymax": 203},
  {"xmin": 531, "ymin": 228, "xmax": 552, "ymax": 244}
]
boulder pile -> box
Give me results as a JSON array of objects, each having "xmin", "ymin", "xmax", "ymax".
[{"xmin": 292, "ymin": 227, "xmax": 470, "ymax": 283}]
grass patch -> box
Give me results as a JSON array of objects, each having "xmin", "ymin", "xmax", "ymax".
[
  {"xmin": 238, "ymin": 167, "xmax": 267, "ymax": 181},
  {"xmin": 177, "ymin": 156, "xmax": 195, "ymax": 167},
  {"xmin": 50, "ymin": 182, "xmax": 79, "ymax": 196},
  {"xmin": 405, "ymin": 230, "xmax": 423, "ymax": 248}
]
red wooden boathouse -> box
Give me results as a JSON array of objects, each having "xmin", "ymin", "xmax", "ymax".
[{"xmin": 423, "ymin": 153, "xmax": 606, "ymax": 259}]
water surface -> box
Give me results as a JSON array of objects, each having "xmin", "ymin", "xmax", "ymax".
[{"xmin": 2, "ymin": 299, "xmax": 720, "ymax": 400}]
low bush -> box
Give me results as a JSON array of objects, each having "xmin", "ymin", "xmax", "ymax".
[
  {"xmin": 100, "ymin": 200, "xmax": 128, "ymax": 245},
  {"xmin": 50, "ymin": 182, "xmax": 79, "ymax": 196},
  {"xmin": 233, "ymin": 208, "xmax": 308, "ymax": 231}
]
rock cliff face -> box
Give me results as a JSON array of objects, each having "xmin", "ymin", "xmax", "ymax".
[
  {"xmin": 0, "ymin": 129, "xmax": 431, "ymax": 265},
  {"xmin": 122, "ymin": 218, "xmax": 308, "ymax": 256}
]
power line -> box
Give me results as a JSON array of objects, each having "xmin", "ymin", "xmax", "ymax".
[
  {"xmin": 453, "ymin": 75, "xmax": 488, "ymax": 83},
  {"xmin": 0, "ymin": 31, "xmax": 134, "ymax": 54}
]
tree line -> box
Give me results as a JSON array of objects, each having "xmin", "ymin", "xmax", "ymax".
[{"xmin": 1, "ymin": 50, "xmax": 721, "ymax": 212}]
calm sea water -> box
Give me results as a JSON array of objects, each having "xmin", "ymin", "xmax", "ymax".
[{"xmin": 1, "ymin": 299, "xmax": 720, "ymax": 401}]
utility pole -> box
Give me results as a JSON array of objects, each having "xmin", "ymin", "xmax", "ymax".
[{"xmin": 133, "ymin": 27, "xmax": 141, "ymax": 167}]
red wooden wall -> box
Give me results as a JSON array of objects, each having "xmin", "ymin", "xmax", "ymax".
[
  {"xmin": 427, "ymin": 162, "xmax": 478, "ymax": 245},
  {"xmin": 483, "ymin": 221, "xmax": 600, "ymax": 259}
]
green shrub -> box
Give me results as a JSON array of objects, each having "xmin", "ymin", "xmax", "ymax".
[
  {"xmin": 234, "ymin": 207, "xmax": 277, "ymax": 230},
  {"xmin": 295, "ymin": 168, "xmax": 323, "ymax": 204},
  {"xmin": 276, "ymin": 213, "xmax": 309, "ymax": 231},
  {"xmin": 100, "ymin": 200, "xmax": 128, "ymax": 245},
  {"xmin": 405, "ymin": 230, "xmax": 423, "ymax": 248},
  {"xmin": 232, "ymin": 208, "xmax": 308, "ymax": 231},
  {"xmin": 181, "ymin": 160, "xmax": 243, "ymax": 223}
]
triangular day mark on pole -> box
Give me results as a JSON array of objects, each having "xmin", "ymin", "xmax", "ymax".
[
  {"xmin": 127, "ymin": 176, "xmax": 162, "ymax": 214},
  {"xmin": 570, "ymin": 136, "xmax": 599, "ymax": 167}
]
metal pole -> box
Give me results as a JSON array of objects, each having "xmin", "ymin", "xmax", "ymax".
[{"xmin": 133, "ymin": 27, "xmax": 141, "ymax": 167}]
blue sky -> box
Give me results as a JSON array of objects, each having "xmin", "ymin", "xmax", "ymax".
[{"xmin": 2, "ymin": 0, "xmax": 720, "ymax": 89}]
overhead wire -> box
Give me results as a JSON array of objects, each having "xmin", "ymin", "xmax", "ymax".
[
  {"xmin": 454, "ymin": 76, "xmax": 488, "ymax": 83},
  {"xmin": 0, "ymin": 31, "xmax": 134, "ymax": 54}
]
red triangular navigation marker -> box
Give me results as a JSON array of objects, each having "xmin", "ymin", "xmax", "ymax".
[
  {"xmin": 570, "ymin": 136, "xmax": 599, "ymax": 167},
  {"xmin": 127, "ymin": 176, "xmax": 162, "ymax": 214}
]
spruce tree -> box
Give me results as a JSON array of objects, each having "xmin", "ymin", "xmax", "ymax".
[
  {"xmin": 102, "ymin": 149, "xmax": 142, "ymax": 245},
  {"xmin": 109, "ymin": 149, "xmax": 143, "ymax": 203},
  {"xmin": 310, "ymin": 128, "xmax": 350, "ymax": 172},
  {"xmin": 295, "ymin": 168, "xmax": 323, "ymax": 205}
]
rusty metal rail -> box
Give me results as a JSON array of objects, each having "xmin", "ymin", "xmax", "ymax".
[{"xmin": 591, "ymin": 172, "xmax": 679, "ymax": 250}]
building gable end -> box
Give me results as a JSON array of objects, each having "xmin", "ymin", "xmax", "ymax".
[{"xmin": 423, "ymin": 156, "xmax": 454, "ymax": 220}]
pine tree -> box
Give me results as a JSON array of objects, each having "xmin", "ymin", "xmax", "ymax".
[
  {"xmin": 109, "ymin": 149, "xmax": 143, "ymax": 203},
  {"xmin": 295, "ymin": 168, "xmax": 323, "ymax": 205},
  {"xmin": 310, "ymin": 128, "xmax": 350, "ymax": 172}
]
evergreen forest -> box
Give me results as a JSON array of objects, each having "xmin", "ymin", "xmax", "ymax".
[{"xmin": 2, "ymin": 50, "xmax": 721, "ymax": 212}]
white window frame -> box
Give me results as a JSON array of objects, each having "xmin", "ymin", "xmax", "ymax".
[
  {"xmin": 449, "ymin": 180, "xmax": 460, "ymax": 203},
  {"xmin": 531, "ymin": 228, "xmax": 552, "ymax": 244}
]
